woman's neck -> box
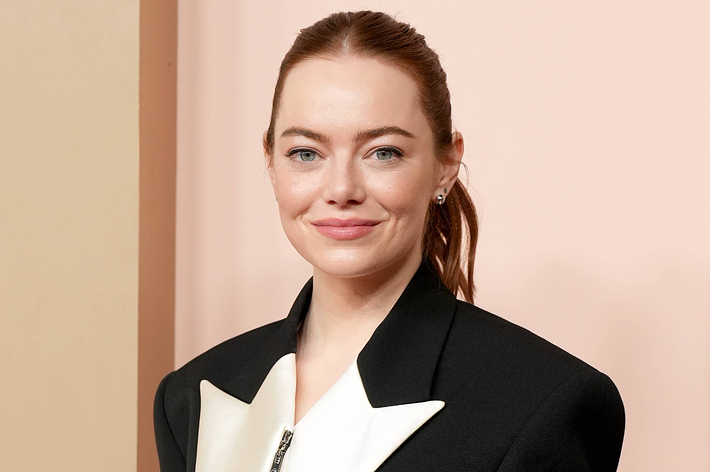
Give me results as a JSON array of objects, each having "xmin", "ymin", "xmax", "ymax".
[{"xmin": 298, "ymin": 252, "xmax": 423, "ymax": 352}]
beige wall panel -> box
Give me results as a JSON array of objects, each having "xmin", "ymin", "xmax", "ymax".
[
  {"xmin": 176, "ymin": 1, "xmax": 710, "ymax": 471},
  {"xmin": 138, "ymin": 1, "xmax": 177, "ymax": 472},
  {"xmin": 0, "ymin": 1, "xmax": 140, "ymax": 471}
]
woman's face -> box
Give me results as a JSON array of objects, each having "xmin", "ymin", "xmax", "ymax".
[{"xmin": 268, "ymin": 55, "xmax": 460, "ymax": 278}]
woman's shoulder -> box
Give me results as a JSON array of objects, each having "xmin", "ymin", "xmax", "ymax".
[
  {"xmin": 455, "ymin": 300, "xmax": 590, "ymax": 359},
  {"xmin": 439, "ymin": 299, "xmax": 623, "ymax": 418},
  {"xmin": 445, "ymin": 299, "xmax": 610, "ymax": 381},
  {"xmin": 433, "ymin": 300, "xmax": 625, "ymax": 470}
]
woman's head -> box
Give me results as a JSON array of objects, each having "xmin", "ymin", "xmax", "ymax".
[{"xmin": 264, "ymin": 10, "xmax": 479, "ymax": 302}]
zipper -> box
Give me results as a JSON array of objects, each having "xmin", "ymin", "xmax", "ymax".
[{"xmin": 269, "ymin": 429, "xmax": 293, "ymax": 472}]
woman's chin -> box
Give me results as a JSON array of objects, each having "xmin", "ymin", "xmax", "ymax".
[
  {"xmin": 306, "ymin": 252, "xmax": 389, "ymax": 279},
  {"xmin": 304, "ymin": 247, "xmax": 418, "ymax": 281},
  {"xmin": 314, "ymin": 262, "xmax": 374, "ymax": 279}
]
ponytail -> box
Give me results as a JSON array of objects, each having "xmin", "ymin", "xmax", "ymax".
[{"xmin": 423, "ymin": 177, "xmax": 478, "ymax": 303}]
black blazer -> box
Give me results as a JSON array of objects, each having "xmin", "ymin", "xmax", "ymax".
[{"xmin": 154, "ymin": 258, "xmax": 625, "ymax": 471}]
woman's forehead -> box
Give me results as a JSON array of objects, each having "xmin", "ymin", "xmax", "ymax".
[{"xmin": 276, "ymin": 56, "xmax": 430, "ymax": 137}]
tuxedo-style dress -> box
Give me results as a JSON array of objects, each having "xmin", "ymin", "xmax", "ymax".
[{"xmin": 154, "ymin": 258, "xmax": 625, "ymax": 472}]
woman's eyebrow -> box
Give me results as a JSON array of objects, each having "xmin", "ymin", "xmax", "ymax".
[
  {"xmin": 355, "ymin": 126, "xmax": 415, "ymax": 143},
  {"xmin": 280, "ymin": 127, "xmax": 331, "ymax": 144},
  {"xmin": 280, "ymin": 126, "xmax": 415, "ymax": 144}
]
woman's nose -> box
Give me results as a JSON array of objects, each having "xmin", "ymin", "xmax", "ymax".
[{"xmin": 321, "ymin": 156, "xmax": 366, "ymax": 206}]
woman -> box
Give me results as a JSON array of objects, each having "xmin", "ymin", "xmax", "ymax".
[{"xmin": 154, "ymin": 10, "xmax": 625, "ymax": 472}]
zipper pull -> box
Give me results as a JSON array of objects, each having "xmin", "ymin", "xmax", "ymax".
[{"xmin": 270, "ymin": 429, "xmax": 293, "ymax": 472}]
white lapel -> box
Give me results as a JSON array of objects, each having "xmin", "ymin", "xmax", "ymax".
[
  {"xmin": 195, "ymin": 354, "xmax": 296, "ymax": 472},
  {"xmin": 286, "ymin": 358, "xmax": 444, "ymax": 472},
  {"xmin": 195, "ymin": 352, "xmax": 444, "ymax": 472}
]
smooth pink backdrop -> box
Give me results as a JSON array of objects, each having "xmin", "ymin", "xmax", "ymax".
[{"xmin": 175, "ymin": 2, "xmax": 710, "ymax": 471}]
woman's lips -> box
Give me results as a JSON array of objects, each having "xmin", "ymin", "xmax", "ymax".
[{"xmin": 311, "ymin": 218, "xmax": 380, "ymax": 240}]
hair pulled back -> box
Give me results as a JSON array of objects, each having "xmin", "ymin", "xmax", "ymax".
[{"xmin": 263, "ymin": 10, "xmax": 479, "ymax": 303}]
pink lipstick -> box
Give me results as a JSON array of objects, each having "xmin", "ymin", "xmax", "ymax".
[{"xmin": 311, "ymin": 218, "xmax": 380, "ymax": 240}]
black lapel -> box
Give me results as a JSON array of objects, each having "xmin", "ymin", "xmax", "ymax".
[
  {"xmin": 223, "ymin": 257, "xmax": 458, "ymax": 407},
  {"xmin": 357, "ymin": 257, "xmax": 458, "ymax": 407}
]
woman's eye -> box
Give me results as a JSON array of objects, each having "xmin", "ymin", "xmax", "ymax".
[
  {"xmin": 288, "ymin": 149, "xmax": 318, "ymax": 162},
  {"xmin": 373, "ymin": 148, "xmax": 402, "ymax": 162},
  {"xmin": 375, "ymin": 149, "xmax": 393, "ymax": 161}
]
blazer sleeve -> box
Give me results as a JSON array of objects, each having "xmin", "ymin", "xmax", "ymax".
[
  {"xmin": 496, "ymin": 368, "xmax": 626, "ymax": 472},
  {"xmin": 154, "ymin": 371, "xmax": 187, "ymax": 472}
]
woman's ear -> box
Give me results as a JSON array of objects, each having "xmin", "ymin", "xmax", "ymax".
[
  {"xmin": 434, "ymin": 131, "xmax": 464, "ymax": 196},
  {"xmin": 263, "ymin": 131, "xmax": 278, "ymax": 199}
]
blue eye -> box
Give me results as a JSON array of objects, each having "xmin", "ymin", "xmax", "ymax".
[
  {"xmin": 372, "ymin": 147, "xmax": 403, "ymax": 162},
  {"xmin": 287, "ymin": 149, "xmax": 318, "ymax": 162},
  {"xmin": 299, "ymin": 150, "xmax": 317, "ymax": 162},
  {"xmin": 375, "ymin": 149, "xmax": 394, "ymax": 161}
]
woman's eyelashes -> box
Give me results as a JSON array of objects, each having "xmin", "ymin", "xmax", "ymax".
[
  {"xmin": 285, "ymin": 147, "xmax": 404, "ymax": 163},
  {"xmin": 372, "ymin": 148, "xmax": 404, "ymax": 162},
  {"xmin": 286, "ymin": 148, "xmax": 319, "ymax": 162}
]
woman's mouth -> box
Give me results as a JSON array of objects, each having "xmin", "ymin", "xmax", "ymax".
[{"xmin": 311, "ymin": 218, "xmax": 380, "ymax": 240}]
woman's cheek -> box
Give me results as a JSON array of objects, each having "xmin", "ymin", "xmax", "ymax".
[
  {"xmin": 277, "ymin": 173, "xmax": 320, "ymax": 218},
  {"xmin": 374, "ymin": 172, "xmax": 429, "ymax": 218}
]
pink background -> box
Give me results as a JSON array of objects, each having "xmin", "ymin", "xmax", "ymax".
[{"xmin": 175, "ymin": 2, "xmax": 710, "ymax": 470}]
